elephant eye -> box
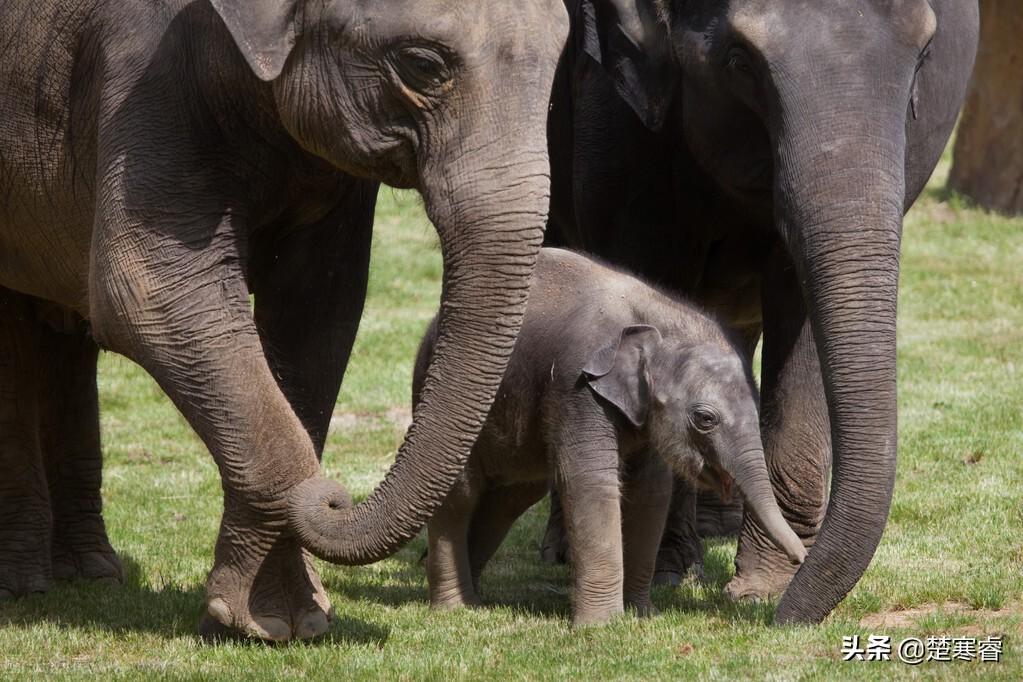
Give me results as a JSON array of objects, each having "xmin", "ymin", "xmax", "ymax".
[
  {"xmin": 725, "ymin": 46, "xmax": 753, "ymax": 75},
  {"xmin": 690, "ymin": 406, "xmax": 720, "ymax": 433},
  {"xmin": 394, "ymin": 45, "xmax": 453, "ymax": 93}
]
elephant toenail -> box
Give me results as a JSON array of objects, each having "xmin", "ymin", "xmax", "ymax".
[
  {"xmin": 206, "ymin": 597, "xmax": 233, "ymax": 625},
  {"xmin": 248, "ymin": 616, "xmax": 292, "ymax": 642},
  {"xmin": 295, "ymin": 610, "xmax": 330, "ymax": 640}
]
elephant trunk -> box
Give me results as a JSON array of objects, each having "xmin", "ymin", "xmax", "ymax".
[
  {"xmin": 287, "ymin": 136, "xmax": 550, "ymax": 564},
  {"xmin": 726, "ymin": 446, "xmax": 807, "ymax": 565},
  {"xmin": 770, "ymin": 80, "xmax": 907, "ymax": 623}
]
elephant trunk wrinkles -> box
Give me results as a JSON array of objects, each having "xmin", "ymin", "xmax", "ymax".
[
  {"xmin": 772, "ymin": 87, "xmax": 907, "ymax": 624},
  {"xmin": 726, "ymin": 446, "xmax": 806, "ymax": 565},
  {"xmin": 287, "ymin": 144, "xmax": 550, "ymax": 565}
]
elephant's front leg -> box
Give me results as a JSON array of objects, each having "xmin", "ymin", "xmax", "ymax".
[
  {"xmin": 553, "ymin": 420, "xmax": 625, "ymax": 627},
  {"xmin": 90, "ymin": 209, "xmax": 331, "ymax": 642},
  {"xmin": 620, "ymin": 455, "xmax": 671, "ymax": 616},
  {"xmin": 0, "ymin": 289, "xmax": 52, "ymax": 599},
  {"xmin": 37, "ymin": 320, "xmax": 122, "ymax": 584},
  {"xmin": 727, "ymin": 252, "xmax": 827, "ymax": 601}
]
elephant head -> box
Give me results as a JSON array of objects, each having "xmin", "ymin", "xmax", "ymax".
[
  {"xmin": 208, "ymin": 0, "xmax": 570, "ymax": 563},
  {"xmin": 579, "ymin": 0, "xmax": 978, "ymax": 622},
  {"xmin": 584, "ymin": 326, "xmax": 807, "ymax": 566}
]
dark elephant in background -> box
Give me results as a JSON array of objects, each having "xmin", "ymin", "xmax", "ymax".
[
  {"xmin": 0, "ymin": 0, "xmax": 567, "ymax": 641},
  {"xmin": 543, "ymin": 0, "xmax": 978, "ymax": 623}
]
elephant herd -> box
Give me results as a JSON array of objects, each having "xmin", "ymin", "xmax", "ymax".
[{"xmin": 0, "ymin": 0, "xmax": 979, "ymax": 642}]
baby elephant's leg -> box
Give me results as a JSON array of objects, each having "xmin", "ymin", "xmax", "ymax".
[
  {"xmin": 621, "ymin": 455, "xmax": 672, "ymax": 616},
  {"xmin": 427, "ymin": 468, "xmax": 483, "ymax": 610},
  {"xmin": 540, "ymin": 486, "xmax": 570, "ymax": 565},
  {"xmin": 554, "ymin": 424, "xmax": 625, "ymax": 626},
  {"xmin": 467, "ymin": 481, "xmax": 547, "ymax": 595}
]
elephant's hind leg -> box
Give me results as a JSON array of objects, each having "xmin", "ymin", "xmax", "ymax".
[
  {"xmin": 466, "ymin": 481, "xmax": 547, "ymax": 596},
  {"xmin": 427, "ymin": 467, "xmax": 484, "ymax": 610},
  {"xmin": 37, "ymin": 315, "xmax": 122, "ymax": 584},
  {"xmin": 0, "ymin": 289, "xmax": 53, "ymax": 598}
]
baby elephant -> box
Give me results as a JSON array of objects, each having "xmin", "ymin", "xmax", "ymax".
[{"xmin": 413, "ymin": 248, "xmax": 806, "ymax": 626}]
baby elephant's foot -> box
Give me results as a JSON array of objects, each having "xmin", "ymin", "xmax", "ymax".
[
  {"xmin": 202, "ymin": 518, "xmax": 332, "ymax": 642},
  {"xmin": 429, "ymin": 584, "xmax": 482, "ymax": 611},
  {"xmin": 572, "ymin": 603, "xmax": 625, "ymax": 628}
]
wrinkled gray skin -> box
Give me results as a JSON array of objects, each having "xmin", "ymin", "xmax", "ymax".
[
  {"xmin": 414, "ymin": 249, "xmax": 805, "ymax": 626},
  {"xmin": 543, "ymin": 0, "xmax": 978, "ymax": 623},
  {"xmin": 0, "ymin": 0, "xmax": 567, "ymax": 641}
]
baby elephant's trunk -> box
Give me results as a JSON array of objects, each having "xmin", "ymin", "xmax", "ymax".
[{"xmin": 726, "ymin": 447, "xmax": 807, "ymax": 565}]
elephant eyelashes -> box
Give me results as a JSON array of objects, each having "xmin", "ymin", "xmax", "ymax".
[
  {"xmin": 690, "ymin": 406, "xmax": 720, "ymax": 433},
  {"xmin": 394, "ymin": 46, "xmax": 454, "ymax": 93}
]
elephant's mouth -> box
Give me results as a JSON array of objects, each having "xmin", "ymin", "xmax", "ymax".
[{"xmin": 697, "ymin": 464, "xmax": 734, "ymax": 504}]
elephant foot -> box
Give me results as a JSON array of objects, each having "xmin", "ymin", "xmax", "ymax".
[
  {"xmin": 625, "ymin": 597, "xmax": 660, "ymax": 618},
  {"xmin": 724, "ymin": 568, "xmax": 796, "ymax": 602},
  {"xmin": 0, "ymin": 502, "xmax": 54, "ymax": 598},
  {"xmin": 429, "ymin": 594, "xmax": 482, "ymax": 612},
  {"xmin": 203, "ymin": 516, "xmax": 332, "ymax": 642},
  {"xmin": 653, "ymin": 562, "xmax": 707, "ymax": 587},
  {"xmin": 0, "ymin": 570, "xmax": 51, "ymax": 600},
  {"xmin": 51, "ymin": 517, "xmax": 123, "ymax": 583},
  {"xmin": 726, "ymin": 544, "xmax": 802, "ymax": 602},
  {"xmin": 572, "ymin": 604, "xmax": 624, "ymax": 628},
  {"xmin": 728, "ymin": 515, "xmax": 812, "ymax": 602}
]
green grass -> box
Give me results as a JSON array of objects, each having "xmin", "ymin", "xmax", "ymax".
[{"xmin": 2, "ymin": 167, "xmax": 1021, "ymax": 679}]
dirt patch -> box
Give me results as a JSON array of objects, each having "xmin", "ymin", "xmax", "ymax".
[
  {"xmin": 859, "ymin": 601, "xmax": 1019, "ymax": 633},
  {"xmin": 328, "ymin": 407, "xmax": 413, "ymax": 434}
]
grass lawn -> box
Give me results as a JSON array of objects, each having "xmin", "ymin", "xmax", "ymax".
[{"xmin": 1, "ymin": 156, "xmax": 1021, "ymax": 680}]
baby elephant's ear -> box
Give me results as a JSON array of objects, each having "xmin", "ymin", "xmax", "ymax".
[
  {"xmin": 583, "ymin": 325, "xmax": 663, "ymax": 428},
  {"xmin": 209, "ymin": 0, "xmax": 301, "ymax": 82}
]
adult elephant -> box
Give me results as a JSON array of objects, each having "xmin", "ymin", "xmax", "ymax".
[
  {"xmin": 0, "ymin": 0, "xmax": 567, "ymax": 641},
  {"xmin": 544, "ymin": 0, "xmax": 978, "ymax": 624}
]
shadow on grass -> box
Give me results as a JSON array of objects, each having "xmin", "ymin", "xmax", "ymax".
[
  {"xmin": 325, "ymin": 530, "xmax": 773, "ymax": 626},
  {"xmin": 0, "ymin": 555, "xmax": 390, "ymax": 647}
]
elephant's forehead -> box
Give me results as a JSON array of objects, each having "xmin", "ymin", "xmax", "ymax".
[
  {"xmin": 729, "ymin": 2, "xmax": 790, "ymax": 51},
  {"xmin": 346, "ymin": 0, "xmax": 563, "ymax": 59}
]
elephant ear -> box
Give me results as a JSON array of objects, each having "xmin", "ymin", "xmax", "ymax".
[
  {"xmin": 209, "ymin": 0, "xmax": 302, "ymax": 81},
  {"xmin": 578, "ymin": 0, "xmax": 677, "ymax": 131},
  {"xmin": 583, "ymin": 325, "xmax": 662, "ymax": 428}
]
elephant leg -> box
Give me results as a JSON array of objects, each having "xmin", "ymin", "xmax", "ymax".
[
  {"xmin": 427, "ymin": 466, "xmax": 483, "ymax": 610},
  {"xmin": 251, "ymin": 181, "xmax": 378, "ymax": 455},
  {"xmin": 653, "ymin": 479, "xmax": 704, "ymax": 587},
  {"xmin": 727, "ymin": 251, "xmax": 828, "ymax": 602},
  {"xmin": 90, "ymin": 195, "xmax": 336, "ymax": 642},
  {"xmin": 553, "ymin": 422, "xmax": 624, "ymax": 626},
  {"xmin": 0, "ymin": 288, "xmax": 53, "ymax": 598},
  {"xmin": 621, "ymin": 455, "xmax": 671, "ymax": 616},
  {"xmin": 539, "ymin": 486, "xmax": 570, "ymax": 565},
  {"xmin": 466, "ymin": 480, "xmax": 547, "ymax": 595},
  {"xmin": 36, "ymin": 316, "xmax": 122, "ymax": 584}
]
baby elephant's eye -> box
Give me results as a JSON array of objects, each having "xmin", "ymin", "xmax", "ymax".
[{"xmin": 690, "ymin": 407, "xmax": 720, "ymax": 433}]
